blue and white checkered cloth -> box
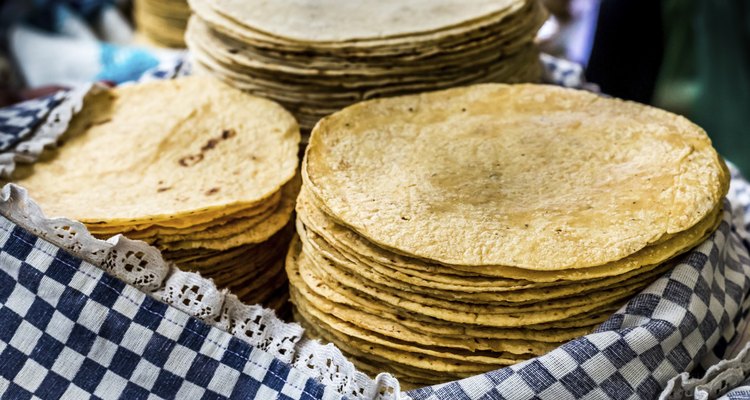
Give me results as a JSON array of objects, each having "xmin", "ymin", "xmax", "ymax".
[
  {"xmin": 0, "ymin": 216, "xmax": 343, "ymax": 399},
  {"xmin": 0, "ymin": 92, "xmax": 65, "ymax": 152},
  {"xmin": 2, "ymin": 55, "xmax": 750, "ymax": 399}
]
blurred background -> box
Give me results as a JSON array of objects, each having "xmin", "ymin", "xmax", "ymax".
[{"xmin": 0, "ymin": 0, "xmax": 748, "ymax": 173}]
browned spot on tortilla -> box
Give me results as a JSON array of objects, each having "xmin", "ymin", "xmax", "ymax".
[
  {"xmin": 195, "ymin": 129, "xmax": 237, "ymax": 155},
  {"xmin": 206, "ymin": 187, "xmax": 220, "ymax": 195},
  {"xmin": 176, "ymin": 128, "xmax": 239, "ymax": 168},
  {"xmin": 179, "ymin": 154, "xmax": 204, "ymax": 167},
  {"xmin": 222, "ymin": 129, "xmax": 236, "ymax": 139},
  {"xmin": 337, "ymin": 159, "xmax": 351, "ymax": 170},
  {"xmin": 202, "ymin": 138, "xmax": 220, "ymax": 151},
  {"xmin": 157, "ymin": 187, "xmax": 171, "ymax": 193}
]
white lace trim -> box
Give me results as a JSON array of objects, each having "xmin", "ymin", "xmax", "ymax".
[
  {"xmin": 0, "ymin": 84, "xmax": 93, "ymax": 178},
  {"xmin": 0, "ymin": 183, "xmax": 408, "ymax": 400},
  {"xmin": 660, "ymin": 341, "xmax": 750, "ymax": 400}
]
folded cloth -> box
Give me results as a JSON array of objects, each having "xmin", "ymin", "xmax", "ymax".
[
  {"xmin": 0, "ymin": 83, "xmax": 90, "ymax": 178},
  {"xmin": 0, "ymin": 90, "xmax": 66, "ymax": 152},
  {"xmin": 3, "ymin": 1, "xmax": 179, "ymax": 87}
]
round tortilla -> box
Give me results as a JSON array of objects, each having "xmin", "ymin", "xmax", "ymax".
[
  {"xmin": 200, "ymin": 0, "xmax": 526, "ymax": 44},
  {"xmin": 14, "ymin": 76, "xmax": 300, "ymax": 224},
  {"xmin": 304, "ymin": 83, "xmax": 729, "ymax": 270}
]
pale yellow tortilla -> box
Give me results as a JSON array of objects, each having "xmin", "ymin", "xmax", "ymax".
[
  {"xmin": 156, "ymin": 175, "xmax": 299, "ymax": 251},
  {"xmin": 191, "ymin": 0, "xmax": 529, "ymax": 47},
  {"xmin": 14, "ymin": 76, "xmax": 300, "ymax": 224},
  {"xmin": 304, "ymin": 84, "xmax": 728, "ymax": 270},
  {"xmin": 297, "ymin": 185, "xmax": 722, "ymax": 282}
]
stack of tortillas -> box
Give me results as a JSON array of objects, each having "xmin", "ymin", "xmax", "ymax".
[
  {"xmin": 185, "ymin": 0, "xmax": 546, "ymax": 131},
  {"xmin": 13, "ymin": 76, "xmax": 301, "ymax": 313},
  {"xmin": 134, "ymin": 0, "xmax": 190, "ymax": 47},
  {"xmin": 290, "ymin": 84, "xmax": 730, "ymax": 387}
]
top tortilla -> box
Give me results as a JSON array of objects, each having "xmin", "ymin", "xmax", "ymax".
[
  {"xmin": 304, "ymin": 83, "xmax": 729, "ymax": 270},
  {"xmin": 206, "ymin": 0, "xmax": 524, "ymax": 43},
  {"xmin": 14, "ymin": 76, "xmax": 300, "ymax": 223}
]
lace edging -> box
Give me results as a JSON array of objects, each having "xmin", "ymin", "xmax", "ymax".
[
  {"xmin": 660, "ymin": 341, "xmax": 750, "ymax": 400},
  {"xmin": 0, "ymin": 183, "xmax": 408, "ymax": 400}
]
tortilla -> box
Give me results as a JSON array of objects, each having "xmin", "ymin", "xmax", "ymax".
[
  {"xmin": 304, "ymin": 84, "xmax": 729, "ymax": 270},
  {"xmin": 186, "ymin": 0, "xmax": 544, "ymax": 130},
  {"xmin": 14, "ymin": 76, "xmax": 300, "ymax": 224}
]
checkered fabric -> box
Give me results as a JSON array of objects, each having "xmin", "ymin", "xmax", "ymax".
[
  {"xmin": 723, "ymin": 383, "xmax": 750, "ymax": 400},
  {"xmin": 0, "ymin": 216, "xmax": 343, "ymax": 400},
  {"xmin": 0, "ymin": 92, "xmax": 66, "ymax": 152},
  {"xmin": 138, "ymin": 55, "xmax": 192, "ymax": 83},
  {"xmin": 540, "ymin": 54, "xmax": 586, "ymax": 88}
]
